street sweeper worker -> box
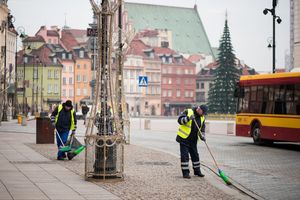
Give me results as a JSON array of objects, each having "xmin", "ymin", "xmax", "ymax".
[
  {"xmin": 51, "ymin": 100, "xmax": 77, "ymax": 160},
  {"xmin": 176, "ymin": 105, "xmax": 207, "ymax": 179}
]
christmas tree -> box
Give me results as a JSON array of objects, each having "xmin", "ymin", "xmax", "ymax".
[{"xmin": 208, "ymin": 16, "xmax": 240, "ymax": 114}]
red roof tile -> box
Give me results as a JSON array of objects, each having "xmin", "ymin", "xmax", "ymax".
[{"xmin": 23, "ymin": 35, "xmax": 45, "ymax": 43}]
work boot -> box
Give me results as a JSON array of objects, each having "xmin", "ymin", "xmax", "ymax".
[
  {"xmin": 194, "ymin": 172, "xmax": 205, "ymax": 177},
  {"xmin": 183, "ymin": 174, "xmax": 191, "ymax": 179},
  {"xmin": 57, "ymin": 156, "xmax": 65, "ymax": 161},
  {"xmin": 67, "ymin": 152, "xmax": 76, "ymax": 160}
]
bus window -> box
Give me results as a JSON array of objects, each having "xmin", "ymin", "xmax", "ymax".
[
  {"xmin": 286, "ymin": 85, "xmax": 295, "ymax": 115},
  {"xmin": 240, "ymin": 87, "xmax": 250, "ymax": 113},
  {"xmin": 295, "ymin": 84, "xmax": 300, "ymax": 115},
  {"xmin": 261, "ymin": 86, "xmax": 269, "ymax": 114},
  {"xmin": 274, "ymin": 85, "xmax": 286, "ymax": 114},
  {"xmin": 266, "ymin": 86, "xmax": 274, "ymax": 114}
]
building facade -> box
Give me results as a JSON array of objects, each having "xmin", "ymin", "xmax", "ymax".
[{"xmin": 291, "ymin": 0, "xmax": 300, "ymax": 71}]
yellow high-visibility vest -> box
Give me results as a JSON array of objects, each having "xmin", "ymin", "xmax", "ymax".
[
  {"xmin": 55, "ymin": 104, "xmax": 75, "ymax": 131},
  {"xmin": 177, "ymin": 108, "xmax": 205, "ymax": 139}
]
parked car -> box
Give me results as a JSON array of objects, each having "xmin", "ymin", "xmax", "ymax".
[{"xmin": 76, "ymin": 111, "xmax": 83, "ymax": 120}]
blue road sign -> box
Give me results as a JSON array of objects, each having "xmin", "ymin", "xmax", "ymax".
[{"xmin": 138, "ymin": 76, "xmax": 148, "ymax": 87}]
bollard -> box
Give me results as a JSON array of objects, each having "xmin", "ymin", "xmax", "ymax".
[
  {"xmin": 17, "ymin": 115, "xmax": 22, "ymax": 124},
  {"xmin": 144, "ymin": 119, "xmax": 151, "ymax": 130}
]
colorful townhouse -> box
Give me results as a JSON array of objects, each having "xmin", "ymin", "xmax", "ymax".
[{"xmin": 17, "ymin": 42, "xmax": 63, "ymax": 114}]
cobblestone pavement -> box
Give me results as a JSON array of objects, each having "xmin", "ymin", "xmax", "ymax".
[
  {"xmin": 0, "ymin": 119, "xmax": 244, "ymax": 200},
  {"xmin": 27, "ymin": 143, "xmax": 239, "ymax": 200},
  {"xmin": 129, "ymin": 118, "xmax": 300, "ymax": 200}
]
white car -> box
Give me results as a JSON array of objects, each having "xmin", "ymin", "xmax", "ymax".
[{"xmin": 76, "ymin": 111, "xmax": 83, "ymax": 120}]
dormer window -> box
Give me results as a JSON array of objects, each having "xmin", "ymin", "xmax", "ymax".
[
  {"xmin": 23, "ymin": 57, "xmax": 28, "ymax": 63},
  {"xmin": 53, "ymin": 57, "xmax": 57, "ymax": 64},
  {"xmin": 68, "ymin": 53, "xmax": 72, "ymax": 60},
  {"xmin": 79, "ymin": 50, "xmax": 84, "ymax": 58},
  {"xmin": 62, "ymin": 53, "xmax": 66, "ymax": 59}
]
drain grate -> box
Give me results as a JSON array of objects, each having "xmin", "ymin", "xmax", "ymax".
[
  {"xmin": 135, "ymin": 161, "xmax": 172, "ymax": 166},
  {"xmin": 10, "ymin": 161, "xmax": 54, "ymax": 164}
]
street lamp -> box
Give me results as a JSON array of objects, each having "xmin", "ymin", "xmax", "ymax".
[
  {"xmin": 263, "ymin": 0, "xmax": 282, "ymax": 73},
  {"xmin": 13, "ymin": 26, "xmax": 25, "ymax": 118}
]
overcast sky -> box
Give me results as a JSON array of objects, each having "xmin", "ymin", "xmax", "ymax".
[{"xmin": 8, "ymin": 0, "xmax": 290, "ymax": 73}]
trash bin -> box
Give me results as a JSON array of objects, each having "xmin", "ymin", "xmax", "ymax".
[
  {"xmin": 17, "ymin": 115, "xmax": 22, "ymax": 124},
  {"xmin": 21, "ymin": 116, "xmax": 27, "ymax": 126},
  {"xmin": 144, "ymin": 119, "xmax": 151, "ymax": 130},
  {"xmin": 36, "ymin": 116, "xmax": 54, "ymax": 144}
]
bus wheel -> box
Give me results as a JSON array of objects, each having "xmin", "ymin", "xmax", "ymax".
[{"xmin": 252, "ymin": 125, "xmax": 262, "ymax": 145}]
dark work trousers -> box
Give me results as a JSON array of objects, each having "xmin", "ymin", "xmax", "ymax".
[
  {"xmin": 56, "ymin": 130, "xmax": 69, "ymax": 158},
  {"xmin": 180, "ymin": 143, "xmax": 201, "ymax": 176}
]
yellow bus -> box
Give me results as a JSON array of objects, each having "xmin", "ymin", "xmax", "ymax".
[{"xmin": 235, "ymin": 72, "xmax": 300, "ymax": 144}]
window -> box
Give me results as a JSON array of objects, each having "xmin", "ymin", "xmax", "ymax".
[
  {"xmin": 63, "ymin": 77, "xmax": 66, "ymax": 85},
  {"xmin": 83, "ymin": 88, "xmax": 87, "ymax": 95},
  {"xmin": 163, "ymin": 90, "xmax": 167, "ymax": 97},
  {"xmin": 47, "ymin": 84, "xmax": 52, "ymax": 93},
  {"xmin": 54, "ymin": 84, "xmax": 58, "ymax": 93},
  {"xmin": 76, "ymin": 88, "xmax": 81, "ymax": 96},
  {"xmin": 201, "ymin": 83, "xmax": 204, "ymax": 89},
  {"xmin": 69, "ymin": 89, "xmax": 73, "ymax": 97},
  {"xmin": 185, "ymin": 91, "xmax": 189, "ymax": 97},
  {"xmin": 53, "ymin": 57, "xmax": 57, "ymax": 64},
  {"xmin": 79, "ymin": 50, "xmax": 84, "ymax": 58},
  {"xmin": 54, "ymin": 70, "xmax": 59, "ymax": 79},
  {"xmin": 83, "ymin": 75, "xmax": 87, "ymax": 82},
  {"xmin": 62, "ymin": 89, "xmax": 66, "ymax": 97},
  {"xmin": 47, "ymin": 70, "xmax": 52, "ymax": 78},
  {"xmin": 69, "ymin": 66, "xmax": 73, "ymax": 72},
  {"xmin": 63, "ymin": 65, "xmax": 67, "ymax": 72},
  {"xmin": 130, "ymin": 70, "xmax": 134, "ymax": 79},
  {"xmin": 62, "ymin": 53, "xmax": 66, "ymax": 59},
  {"xmin": 168, "ymin": 78, "xmax": 172, "ymax": 84},
  {"xmin": 76, "ymin": 75, "xmax": 81, "ymax": 82},
  {"xmin": 190, "ymin": 91, "xmax": 194, "ymax": 97},
  {"xmin": 68, "ymin": 54, "xmax": 72, "ymax": 60},
  {"xmin": 69, "ymin": 77, "xmax": 73, "ymax": 84},
  {"xmin": 177, "ymin": 90, "xmax": 181, "ymax": 97},
  {"xmin": 167, "ymin": 90, "xmax": 172, "ymax": 97},
  {"xmin": 48, "ymin": 39, "xmax": 52, "ymax": 43},
  {"xmin": 77, "ymin": 64, "xmax": 80, "ymax": 69},
  {"xmin": 24, "ymin": 57, "xmax": 28, "ymax": 63}
]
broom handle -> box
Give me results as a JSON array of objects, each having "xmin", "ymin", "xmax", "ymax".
[
  {"xmin": 55, "ymin": 130, "xmax": 66, "ymax": 147},
  {"xmin": 193, "ymin": 119, "xmax": 220, "ymax": 169}
]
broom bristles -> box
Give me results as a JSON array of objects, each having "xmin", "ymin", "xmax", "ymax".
[{"xmin": 218, "ymin": 169, "xmax": 232, "ymax": 185}]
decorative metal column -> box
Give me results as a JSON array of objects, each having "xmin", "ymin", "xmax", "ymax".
[{"xmin": 85, "ymin": 0, "xmax": 126, "ymax": 180}]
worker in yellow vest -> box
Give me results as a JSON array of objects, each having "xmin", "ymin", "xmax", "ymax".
[
  {"xmin": 176, "ymin": 105, "xmax": 207, "ymax": 179},
  {"xmin": 51, "ymin": 100, "xmax": 77, "ymax": 160}
]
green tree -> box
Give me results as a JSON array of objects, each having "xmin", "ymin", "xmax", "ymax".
[{"xmin": 208, "ymin": 18, "xmax": 240, "ymax": 114}]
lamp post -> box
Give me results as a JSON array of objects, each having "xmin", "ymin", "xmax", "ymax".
[
  {"xmin": 263, "ymin": 0, "xmax": 282, "ymax": 73},
  {"xmin": 13, "ymin": 26, "xmax": 25, "ymax": 118}
]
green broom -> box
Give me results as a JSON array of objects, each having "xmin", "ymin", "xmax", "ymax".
[
  {"xmin": 193, "ymin": 119, "xmax": 232, "ymax": 185},
  {"xmin": 55, "ymin": 130, "xmax": 72, "ymax": 152}
]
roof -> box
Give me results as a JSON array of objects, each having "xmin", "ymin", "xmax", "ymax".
[
  {"xmin": 61, "ymin": 29, "xmax": 87, "ymax": 51},
  {"xmin": 17, "ymin": 44, "xmax": 62, "ymax": 66},
  {"xmin": 47, "ymin": 30, "xmax": 59, "ymax": 37},
  {"xmin": 23, "ymin": 35, "xmax": 45, "ymax": 43},
  {"xmin": 124, "ymin": 2, "xmax": 214, "ymax": 57},
  {"xmin": 188, "ymin": 54, "xmax": 205, "ymax": 63}
]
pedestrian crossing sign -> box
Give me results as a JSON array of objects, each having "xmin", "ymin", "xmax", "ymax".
[{"xmin": 138, "ymin": 76, "xmax": 148, "ymax": 87}]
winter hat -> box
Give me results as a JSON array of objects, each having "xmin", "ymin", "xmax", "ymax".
[
  {"xmin": 199, "ymin": 105, "xmax": 208, "ymax": 115},
  {"xmin": 65, "ymin": 100, "xmax": 73, "ymax": 107}
]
